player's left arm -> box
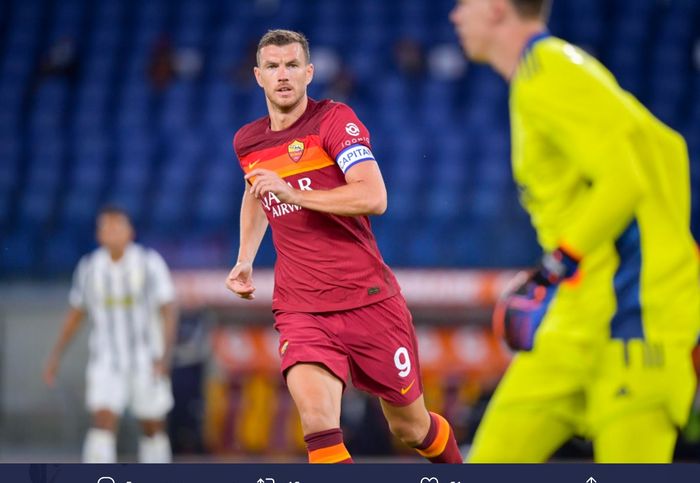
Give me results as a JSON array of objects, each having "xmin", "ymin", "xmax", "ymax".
[
  {"xmin": 157, "ymin": 301, "xmax": 178, "ymax": 376},
  {"xmin": 246, "ymin": 161, "xmax": 387, "ymax": 216}
]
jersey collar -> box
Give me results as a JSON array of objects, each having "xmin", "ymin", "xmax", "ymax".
[
  {"xmin": 511, "ymin": 31, "xmax": 550, "ymax": 82},
  {"xmin": 521, "ymin": 31, "xmax": 550, "ymax": 60}
]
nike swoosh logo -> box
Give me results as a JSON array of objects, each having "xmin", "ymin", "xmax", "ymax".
[
  {"xmin": 400, "ymin": 379, "xmax": 415, "ymax": 395},
  {"xmin": 248, "ymin": 159, "xmax": 261, "ymax": 169}
]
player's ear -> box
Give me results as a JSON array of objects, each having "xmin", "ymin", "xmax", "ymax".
[
  {"xmin": 490, "ymin": 0, "xmax": 509, "ymax": 23},
  {"xmin": 253, "ymin": 66, "xmax": 264, "ymax": 88},
  {"xmin": 305, "ymin": 63, "xmax": 314, "ymax": 86}
]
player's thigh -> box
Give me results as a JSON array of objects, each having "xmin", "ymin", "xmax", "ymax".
[
  {"xmin": 273, "ymin": 311, "xmax": 350, "ymax": 387},
  {"xmin": 468, "ymin": 399, "xmax": 577, "ymax": 463},
  {"xmin": 468, "ymin": 352, "xmax": 585, "ymax": 463},
  {"xmin": 588, "ymin": 340, "xmax": 697, "ymax": 429},
  {"xmin": 593, "ymin": 407, "xmax": 677, "ymax": 463},
  {"xmin": 130, "ymin": 370, "xmax": 174, "ymax": 420},
  {"xmin": 86, "ymin": 363, "xmax": 128, "ymax": 416},
  {"xmin": 588, "ymin": 339, "xmax": 697, "ymax": 461},
  {"xmin": 342, "ymin": 295, "xmax": 423, "ymax": 406}
]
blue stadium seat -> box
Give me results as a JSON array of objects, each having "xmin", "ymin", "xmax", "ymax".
[
  {"xmin": 159, "ymin": 81, "xmax": 196, "ymax": 131},
  {"xmin": 0, "ymin": 136, "xmax": 20, "ymax": 194},
  {"xmin": 192, "ymin": 185, "xmax": 236, "ymax": 234},
  {"xmin": 42, "ymin": 228, "xmax": 85, "ymax": 275},
  {"xmin": 0, "ymin": 228, "xmax": 38, "ymax": 274},
  {"xmin": 60, "ymin": 189, "xmax": 100, "ymax": 228},
  {"xmin": 0, "ymin": 0, "xmax": 698, "ymax": 274}
]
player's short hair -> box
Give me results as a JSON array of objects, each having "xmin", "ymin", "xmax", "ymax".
[
  {"xmin": 98, "ymin": 204, "xmax": 131, "ymax": 222},
  {"xmin": 509, "ymin": 0, "xmax": 552, "ymax": 19},
  {"xmin": 256, "ymin": 29, "xmax": 311, "ymax": 66}
]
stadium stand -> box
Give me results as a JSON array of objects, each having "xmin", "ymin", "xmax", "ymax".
[{"xmin": 0, "ymin": 0, "xmax": 698, "ymax": 276}]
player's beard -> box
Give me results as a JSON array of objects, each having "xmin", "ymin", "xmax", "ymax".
[{"xmin": 268, "ymin": 87, "xmax": 305, "ymax": 114}]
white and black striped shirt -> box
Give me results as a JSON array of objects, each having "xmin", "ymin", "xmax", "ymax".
[{"xmin": 69, "ymin": 243, "xmax": 175, "ymax": 372}]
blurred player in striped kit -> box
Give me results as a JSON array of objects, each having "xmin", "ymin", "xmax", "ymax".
[
  {"xmin": 44, "ymin": 206, "xmax": 178, "ymax": 463},
  {"xmin": 451, "ymin": 0, "xmax": 700, "ymax": 462}
]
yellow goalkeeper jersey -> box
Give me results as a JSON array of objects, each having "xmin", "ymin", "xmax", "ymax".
[{"xmin": 510, "ymin": 33, "xmax": 700, "ymax": 345}]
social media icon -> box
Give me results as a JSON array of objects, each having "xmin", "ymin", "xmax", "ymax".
[{"xmin": 420, "ymin": 477, "xmax": 439, "ymax": 483}]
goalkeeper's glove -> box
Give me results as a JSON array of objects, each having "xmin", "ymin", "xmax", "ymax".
[{"xmin": 493, "ymin": 247, "xmax": 580, "ymax": 351}]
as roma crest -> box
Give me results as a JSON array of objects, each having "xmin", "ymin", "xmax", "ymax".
[{"xmin": 287, "ymin": 139, "xmax": 305, "ymax": 162}]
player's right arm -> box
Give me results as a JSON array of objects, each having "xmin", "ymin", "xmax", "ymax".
[
  {"xmin": 43, "ymin": 307, "xmax": 85, "ymax": 386},
  {"xmin": 44, "ymin": 256, "xmax": 90, "ymax": 385},
  {"xmin": 225, "ymin": 186, "xmax": 269, "ymax": 300}
]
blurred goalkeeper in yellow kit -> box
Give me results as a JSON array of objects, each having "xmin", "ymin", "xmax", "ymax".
[{"xmin": 450, "ymin": 0, "xmax": 700, "ymax": 462}]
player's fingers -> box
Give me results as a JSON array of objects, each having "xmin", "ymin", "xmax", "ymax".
[
  {"xmin": 250, "ymin": 179, "xmax": 266, "ymax": 197},
  {"xmin": 230, "ymin": 279, "xmax": 255, "ymax": 295},
  {"xmin": 244, "ymin": 168, "xmax": 267, "ymax": 180},
  {"xmin": 226, "ymin": 280, "xmax": 243, "ymax": 293},
  {"xmin": 245, "ymin": 168, "xmax": 276, "ymax": 179},
  {"xmin": 237, "ymin": 290, "xmax": 255, "ymax": 299},
  {"xmin": 237, "ymin": 285, "xmax": 255, "ymax": 295},
  {"xmin": 226, "ymin": 273, "xmax": 247, "ymax": 285},
  {"xmin": 225, "ymin": 279, "xmax": 241, "ymax": 293},
  {"xmin": 248, "ymin": 174, "xmax": 268, "ymax": 194}
]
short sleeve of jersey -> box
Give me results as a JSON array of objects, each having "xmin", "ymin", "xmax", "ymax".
[
  {"xmin": 146, "ymin": 250, "xmax": 176, "ymax": 305},
  {"xmin": 232, "ymin": 128, "xmax": 245, "ymax": 163},
  {"xmin": 68, "ymin": 256, "xmax": 89, "ymax": 309},
  {"xmin": 320, "ymin": 102, "xmax": 376, "ymax": 174}
]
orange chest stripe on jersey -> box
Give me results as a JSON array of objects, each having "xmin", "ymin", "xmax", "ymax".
[{"xmin": 242, "ymin": 145, "xmax": 335, "ymax": 179}]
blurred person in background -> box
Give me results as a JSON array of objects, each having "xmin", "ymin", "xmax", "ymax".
[
  {"xmin": 37, "ymin": 36, "xmax": 80, "ymax": 82},
  {"xmin": 450, "ymin": 0, "xmax": 700, "ymax": 462},
  {"xmin": 148, "ymin": 35, "xmax": 203, "ymax": 91},
  {"xmin": 43, "ymin": 205, "xmax": 178, "ymax": 463},
  {"xmin": 226, "ymin": 29, "xmax": 462, "ymax": 464}
]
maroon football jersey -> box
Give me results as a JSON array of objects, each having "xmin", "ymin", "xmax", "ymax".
[{"xmin": 233, "ymin": 98, "xmax": 400, "ymax": 312}]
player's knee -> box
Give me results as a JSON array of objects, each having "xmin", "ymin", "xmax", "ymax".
[
  {"xmin": 296, "ymin": 403, "xmax": 338, "ymax": 434},
  {"xmin": 92, "ymin": 409, "xmax": 118, "ymax": 432},
  {"xmin": 386, "ymin": 418, "xmax": 425, "ymax": 447},
  {"xmin": 140, "ymin": 419, "xmax": 165, "ymax": 438}
]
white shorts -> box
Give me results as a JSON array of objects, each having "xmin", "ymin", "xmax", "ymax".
[{"xmin": 85, "ymin": 362, "xmax": 174, "ymax": 420}]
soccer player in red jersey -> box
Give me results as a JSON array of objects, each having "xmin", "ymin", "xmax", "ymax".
[{"xmin": 225, "ymin": 29, "xmax": 462, "ymax": 464}]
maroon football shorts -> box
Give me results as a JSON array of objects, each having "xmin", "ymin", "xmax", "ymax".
[{"xmin": 273, "ymin": 293, "xmax": 423, "ymax": 406}]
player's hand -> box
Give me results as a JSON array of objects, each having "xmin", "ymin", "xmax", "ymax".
[
  {"xmin": 492, "ymin": 270, "xmax": 553, "ymax": 351},
  {"xmin": 531, "ymin": 246, "xmax": 580, "ymax": 286},
  {"xmin": 226, "ymin": 261, "xmax": 256, "ymax": 300},
  {"xmin": 245, "ymin": 169, "xmax": 300, "ymax": 205},
  {"xmin": 43, "ymin": 357, "xmax": 60, "ymax": 387},
  {"xmin": 492, "ymin": 247, "xmax": 580, "ymax": 351},
  {"xmin": 152, "ymin": 357, "xmax": 170, "ymax": 378}
]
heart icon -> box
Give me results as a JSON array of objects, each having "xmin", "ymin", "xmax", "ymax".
[{"xmin": 420, "ymin": 478, "xmax": 439, "ymax": 483}]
